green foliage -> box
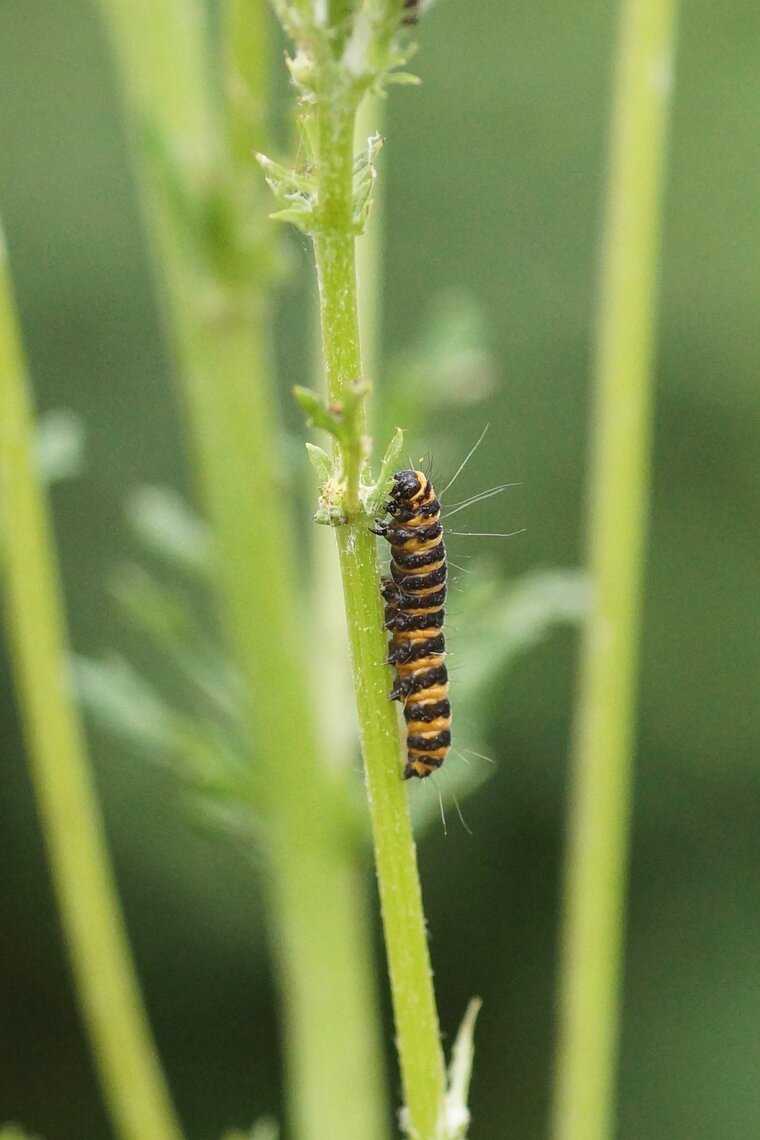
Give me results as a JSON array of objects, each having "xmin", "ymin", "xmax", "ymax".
[
  {"xmin": 457, "ymin": 568, "xmax": 589, "ymax": 706},
  {"xmin": 75, "ymin": 488, "xmax": 258, "ymax": 840},
  {"xmin": 411, "ymin": 566, "xmax": 588, "ymax": 836},
  {"xmin": 256, "ymin": 150, "xmax": 318, "ymax": 233},
  {"xmin": 295, "ymin": 381, "xmax": 375, "ymax": 521},
  {"xmin": 3, "ymin": 0, "xmax": 758, "ymax": 1136},
  {"xmin": 304, "ymin": 441, "xmax": 332, "ymax": 483},
  {"xmin": 377, "ymin": 289, "xmax": 497, "ymax": 456},
  {"xmin": 77, "ymin": 485, "xmax": 585, "ymax": 851},
  {"xmin": 125, "ymin": 485, "xmax": 213, "ymax": 580},
  {"xmin": 221, "ymin": 1120, "xmax": 279, "ymax": 1140},
  {"xmin": 0, "ymin": 408, "xmax": 84, "ymax": 549},
  {"xmin": 367, "ymin": 426, "xmax": 405, "ymax": 514},
  {"xmin": 35, "ymin": 408, "xmax": 85, "ymax": 484}
]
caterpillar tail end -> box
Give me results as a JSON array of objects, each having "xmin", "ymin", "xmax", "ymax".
[{"xmin": 403, "ymin": 759, "xmax": 434, "ymax": 780}]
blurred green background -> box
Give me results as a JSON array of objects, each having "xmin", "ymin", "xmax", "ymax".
[{"xmin": 1, "ymin": 1, "xmax": 759, "ymax": 1137}]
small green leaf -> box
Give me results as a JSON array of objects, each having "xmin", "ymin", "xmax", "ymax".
[
  {"xmin": 293, "ymin": 384, "xmax": 360, "ymax": 447},
  {"xmin": 365, "ymin": 426, "xmax": 404, "ymax": 514},
  {"xmin": 305, "ymin": 442, "xmax": 332, "ymax": 482},
  {"xmin": 293, "ymin": 386, "xmax": 342, "ymax": 436},
  {"xmin": 378, "ymin": 426, "xmax": 404, "ymax": 481},
  {"xmin": 256, "ymin": 151, "xmax": 316, "ymax": 233},
  {"xmin": 295, "ymin": 111, "xmax": 318, "ymax": 163},
  {"xmin": 444, "ymin": 998, "xmax": 482, "ymax": 1139},
  {"xmin": 268, "ymin": 204, "xmax": 315, "ymax": 233},
  {"xmin": 255, "ymin": 152, "xmax": 314, "ymax": 196},
  {"xmin": 293, "ymin": 385, "xmax": 324, "ymax": 419},
  {"xmin": 352, "ymin": 133, "xmax": 384, "ymax": 230},
  {"xmin": 384, "ymin": 72, "xmax": 422, "ymax": 86}
]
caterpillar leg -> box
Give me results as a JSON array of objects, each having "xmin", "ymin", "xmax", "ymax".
[
  {"xmin": 389, "ymin": 675, "xmax": 410, "ymax": 701},
  {"xmin": 380, "ymin": 575, "xmax": 398, "ymax": 600}
]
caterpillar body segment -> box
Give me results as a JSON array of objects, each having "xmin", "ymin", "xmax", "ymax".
[{"xmin": 372, "ymin": 469, "xmax": 451, "ymax": 779}]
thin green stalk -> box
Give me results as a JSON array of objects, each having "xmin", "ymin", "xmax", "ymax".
[
  {"xmin": 309, "ymin": 88, "xmax": 385, "ymax": 770},
  {"xmin": 337, "ymin": 523, "xmax": 446, "ymax": 1140},
  {"xmin": 355, "ymin": 90, "xmax": 384, "ymax": 388},
  {"xmin": 314, "ymin": 100, "xmax": 368, "ymax": 509},
  {"xmin": 551, "ymin": 3, "xmax": 678, "ymax": 1139},
  {"xmin": 98, "ymin": 4, "xmax": 390, "ymax": 1137},
  {"xmin": 0, "ymin": 236, "xmax": 184, "ymax": 1140},
  {"xmin": 313, "ymin": 89, "xmax": 446, "ymax": 1138}
]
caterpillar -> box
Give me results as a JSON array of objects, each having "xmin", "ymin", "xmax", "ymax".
[{"xmin": 371, "ymin": 469, "xmax": 451, "ymax": 780}]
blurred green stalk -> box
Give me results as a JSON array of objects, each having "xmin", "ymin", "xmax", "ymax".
[
  {"xmin": 552, "ymin": 2, "xmax": 677, "ymax": 1139},
  {"xmin": 98, "ymin": 3, "xmax": 389, "ymax": 1138},
  {"xmin": 0, "ymin": 233, "xmax": 184, "ymax": 1140},
  {"xmin": 184, "ymin": 303, "xmax": 388, "ymax": 1140}
]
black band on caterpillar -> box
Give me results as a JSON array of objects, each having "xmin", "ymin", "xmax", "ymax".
[
  {"xmin": 406, "ymin": 730, "xmax": 452, "ymax": 752},
  {"xmin": 388, "ymin": 608, "xmax": 445, "ymax": 633},
  {"xmin": 394, "ymin": 498, "xmax": 440, "ymax": 523},
  {"xmin": 393, "ymin": 584, "xmax": 447, "ymax": 611},
  {"xmin": 373, "ymin": 468, "xmax": 451, "ymax": 779},
  {"xmin": 404, "ymin": 698, "xmax": 451, "ymax": 723},
  {"xmin": 385, "ymin": 521, "xmax": 443, "ymax": 545},
  {"xmin": 390, "ymin": 540, "xmax": 446, "ymax": 572},
  {"xmin": 387, "ymin": 632, "xmax": 445, "ymax": 666},
  {"xmin": 390, "ymin": 561, "xmax": 448, "ymax": 590},
  {"xmin": 389, "ymin": 663, "xmax": 448, "ymax": 701}
]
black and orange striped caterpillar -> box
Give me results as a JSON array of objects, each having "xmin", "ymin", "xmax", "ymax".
[{"xmin": 371, "ymin": 469, "xmax": 451, "ymax": 780}]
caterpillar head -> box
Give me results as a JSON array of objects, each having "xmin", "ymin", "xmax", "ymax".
[{"xmin": 391, "ymin": 469, "xmax": 423, "ymax": 501}]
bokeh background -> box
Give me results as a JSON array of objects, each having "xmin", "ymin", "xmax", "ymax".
[{"xmin": 2, "ymin": 1, "xmax": 759, "ymax": 1137}]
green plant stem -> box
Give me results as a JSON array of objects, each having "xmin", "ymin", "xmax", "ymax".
[
  {"xmin": 355, "ymin": 90, "xmax": 384, "ymax": 388},
  {"xmin": 0, "ymin": 239, "xmax": 184, "ymax": 1140},
  {"xmin": 337, "ymin": 524, "xmax": 446, "ymax": 1139},
  {"xmin": 309, "ymin": 88, "xmax": 385, "ymax": 766},
  {"xmin": 313, "ymin": 96, "xmax": 446, "ymax": 1139},
  {"xmin": 551, "ymin": 3, "xmax": 677, "ymax": 1139},
  {"xmin": 182, "ymin": 300, "xmax": 389, "ymax": 1140},
  {"xmin": 314, "ymin": 100, "xmax": 368, "ymax": 512},
  {"xmin": 98, "ymin": 5, "xmax": 390, "ymax": 1137}
]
